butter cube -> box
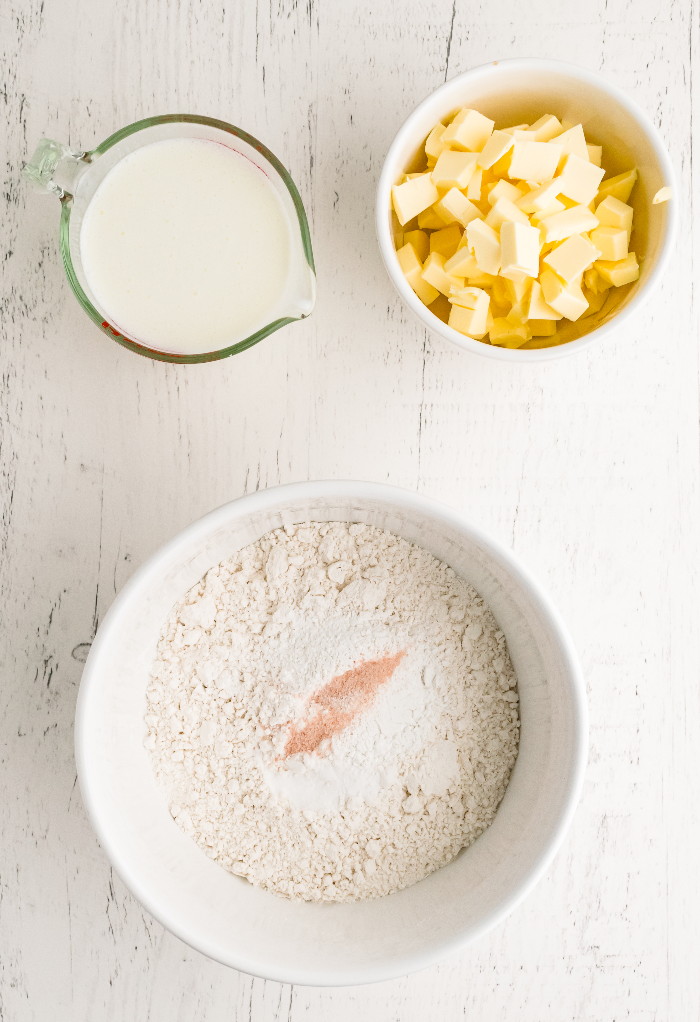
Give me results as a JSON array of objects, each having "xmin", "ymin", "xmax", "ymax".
[
  {"xmin": 589, "ymin": 225, "xmax": 628, "ymax": 262},
  {"xmin": 467, "ymin": 269, "xmax": 499, "ymax": 287},
  {"xmin": 558, "ymin": 153, "xmax": 605, "ymax": 205},
  {"xmin": 516, "ymin": 178, "xmax": 562, "ymax": 213},
  {"xmin": 396, "ymin": 243, "xmax": 440, "ymax": 305},
  {"xmin": 425, "ymin": 123, "xmax": 449, "ymax": 160},
  {"xmin": 421, "ymin": 251, "xmax": 465, "ymax": 295},
  {"xmin": 489, "ymin": 317, "xmax": 531, "ymax": 348},
  {"xmin": 594, "ymin": 252, "xmax": 640, "ymax": 287},
  {"xmin": 431, "ymin": 150, "xmax": 479, "ymax": 189},
  {"xmin": 441, "ymin": 108, "xmax": 495, "ymax": 151},
  {"xmin": 542, "ymin": 233, "xmax": 601, "ymax": 285},
  {"xmin": 448, "ymin": 303, "xmax": 489, "ymax": 339},
  {"xmin": 429, "ymin": 223, "xmax": 462, "ymax": 258},
  {"xmin": 583, "ymin": 266, "xmax": 608, "ymax": 294},
  {"xmin": 653, "ymin": 185, "xmax": 672, "ymax": 204},
  {"xmin": 417, "ymin": 206, "xmax": 449, "ymax": 230},
  {"xmin": 529, "ymin": 319, "xmax": 558, "ymax": 336},
  {"xmin": 529, "ymin": 114, "xmax": 563, "ymax": 142},
  {"xmin": 466, "ymin": 219, "xmax": 501, "ymax": 275},
  {"xmin": 434, "ymin": 187, "xmax": 483, "ymax": 228},
  {"xmin": 508, "ymin": 141, "xmax": 563, "ymax": 182},
  {"xmin": 488, "ymin": 179, "xmax": 524, "ymax": 205},
  {"xmin": 594, "ymin": 195, "xmax": 634, "ymax": 238},
  {"xmin": 477, "ymin": 130, "xmax": 515, "ymax": 169},
  {"xmin": 403, "ymin": 229, "xmax": 430, "ymax": 263},
  {"xmin": 500, "ymin": 221, "xmax": 540, "ymax": 279},
  {"xmin": 447, "ymin": 286, "xmax": 490, "ymax": 337},
  {"xmin": 540, "ymin": 267, "xmax": 589, "ymax": 321},
  {"xmin": 551, "ymin": 123, "xmax": 589, "ymax": 171},
  {"xmin": 491, "ymin": 151, "xmax": 514, "ymax": 177},
  {"xmin": 596, "ymin": 167, "xmax": 637, "ymax": 204},
  {"xmin": 444, "ymin": 247, "xmax": 479, "ymax": 277},
  {"xmin": 485, "ymin": 195, "xmax": 531, "ymax": 231},
  {"xmin": 586, "ymin": 144, "xmax": 602, "ymax": 167},
  {"xmin": 530, "ymin": 199, "xmax": 566, "ymax": 224},
  {"xmin": 392, "ymin": 173, "xmax": 439, "ymax": 225},
  {"xmin": 466, "ymin": 167, "xmax": 483, "ymax": 200},
  {"xmin": 539, "ymin": 204, "xmax": 599, "ymax": 243},
  {"xmin": 394, "ymin": 231, "xmax": 404, "ymax": 249},
  {"xmin": 525, "ymin": 280, "xmax": 563, "ymax": 320},
  {"xmin": 502, "ymin": 124, "xmax": 529, "ymax": 135}
]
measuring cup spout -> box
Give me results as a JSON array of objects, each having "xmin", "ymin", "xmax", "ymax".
[{"xmin": 22, "ymin": 138, "xmax": 88, "ymax": 200}]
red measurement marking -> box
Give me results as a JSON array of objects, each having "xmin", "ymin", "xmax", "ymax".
[{"xmin": 101, "ymin": 320, "xmax": 121, "ymax": 338}]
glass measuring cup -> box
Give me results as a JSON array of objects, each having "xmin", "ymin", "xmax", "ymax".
[{"xmin": 23, "ymin": 115, "xmax": 316, "ymax": 363}]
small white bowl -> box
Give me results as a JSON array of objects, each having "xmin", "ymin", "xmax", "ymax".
[
  {"xmin": 376, "ymin": 58, "xmax": 677, "ymax": 361},
  {"xmin": 75, "ymin": 481, "xmax": 587, "ymax": 985}
]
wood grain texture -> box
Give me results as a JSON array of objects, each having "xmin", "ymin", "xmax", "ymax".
[{"xmin": 1, "ymin": 0, "xmax": 699, "ymax": 1018}]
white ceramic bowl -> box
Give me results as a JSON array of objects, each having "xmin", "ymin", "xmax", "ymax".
[
  {"xmin": 376, "ymin": 58, "xmax": 677, "ymax": 361},
  {"xmin": 75, "ymin": 481, "xmax": 587, "ymax": 985}
]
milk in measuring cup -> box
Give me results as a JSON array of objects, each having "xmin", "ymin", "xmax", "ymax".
[{"xmin": 79, "ymin": 138, "xmax": 291, "ymax": 354}]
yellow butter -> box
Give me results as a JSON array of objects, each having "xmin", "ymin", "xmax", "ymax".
[
  {"xmin": 500, "ymin": 221, "xmax": 540, "ymax": 279},
  {"xmin": 441, "ymin": 108, "xmax": 495, "ymax": 152},
  {"xmin": 540, "ymin": 267, "xmax": 589, "ymax": 320},
  {"xmin": 421, "ymin": 251, "xmax": 465, "ymax": 295},
  {"xmin": 403, "ymin": 229, "xmax": 430, "ymax": 263},
  {"xmin": 434, "ymin": 188, "xmax": 483, "ymax": 228},
  {"xmin": 508, "ymin": 140, "xmax": 562, "ymax": 182},
  {"xmin": 396, "ymin": 243, "xmax": 440, "ymax": 304},
  {"xmin": 392, "ymin": 173, "xmax": 439, "ymax": 225},
  {"xmin": 529, "ymin": 114, "xmax": 563, "ymax": 142},
  {"xmin": 558, "ymin": 153, "xmax": 605, "ymax": 205},
  {"xmin": 466, "ymin": 219, "xmax": 502, "ymax": 275},
  {"xmin": 429, "ymin": 223, "xmax": 462, "ymax": 258},
  {"xmin": 596, "ymin": 167, "xmax": 637, "ymax": 204},
  {"xmin": 431, "ymin": 150, "xmax": 479, "ymax": 190},
  {"xmin": 477, "ymin": 130, "xmax": 515, "ymax": 170},
  {"xmin": 525, "ymin": 280, "xmax": 563, "ymax": 320},
  {"xmin": 425, "ymin": 123, "xmax": 449, "ymax": 160},
  {"xmin": 589, "ymin": 226, "xmax": 628, "ymax": 262},
  {"xmin": 594, "ymin": 252, "xmax": 640, "ymax": 286},
  {"xmin": 484, "ymin": 195, "xmax": 531, "ymax": 231},
  {"xmin": 543, "ymin": 233, "xmax": 601, "ymax": 285},
  {"xmin": 539, "ymin": 204, "xmax": 599, "ymax": 243}
]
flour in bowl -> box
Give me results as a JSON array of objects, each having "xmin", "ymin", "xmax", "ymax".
[{"xmin": 144, "ymin": 523, "xmax": 520, "ymax": 901}]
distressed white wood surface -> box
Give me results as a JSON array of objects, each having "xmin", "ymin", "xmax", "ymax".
[{"xmin": 1, "ymin": 0, "xmax": 699, "ymax": 1018}]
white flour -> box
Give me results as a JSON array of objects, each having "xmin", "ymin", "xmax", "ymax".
[{"xmin": 145, "ymin": 523, "xmax": 520, "ymax": 902}]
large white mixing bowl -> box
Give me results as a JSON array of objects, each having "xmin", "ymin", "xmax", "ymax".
[{"xmin": 75, "ymin": 481, "xmax": 587, "ymax": 985}]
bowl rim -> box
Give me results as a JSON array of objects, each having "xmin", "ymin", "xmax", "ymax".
[
  {"xmin": 75, "ymin": 480, "xmax": 588, "ymax": 985},
  {"xmin": 376, "ymin": 57, "xmax": 678, "ymax": 363}
]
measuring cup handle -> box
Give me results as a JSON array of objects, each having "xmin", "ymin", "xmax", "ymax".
[{"xmin": 22, "ymin": 138, "xmax": 87, "ymax": 199}]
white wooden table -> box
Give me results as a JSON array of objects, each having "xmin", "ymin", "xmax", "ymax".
[{"xmin": 2, "ymin": 1, "xmax": 699, "ymax": 1018}]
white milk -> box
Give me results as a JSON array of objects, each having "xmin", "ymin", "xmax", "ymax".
[{"xmin": 80, "ymin": 138, "xmax": 291, "ymax": 354}]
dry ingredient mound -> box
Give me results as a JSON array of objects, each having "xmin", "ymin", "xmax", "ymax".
[{"xmin": 144, "ymin": 522, "xmax": 520, "ymax": 902}]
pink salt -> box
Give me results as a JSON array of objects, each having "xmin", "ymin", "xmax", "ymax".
[{"xmin": 283, "ymin": 651, "xmax": 407, "ymax": 758}]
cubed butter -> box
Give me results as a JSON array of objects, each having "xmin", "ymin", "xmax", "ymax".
[
  {"xmin": 477, "ymin": 130, "xmax": 515, "ymax": 169},
  {"xmin": 525, "ymin": 280, "xmax": 563, "ymax": 320},
  {"xmin": 484, "ymin": 195, "xmax": 531, "ymax": 231},
  {"xmin": 508, "ymin": 140, "xmax": 562, "ymax": 182},
  {"xmin": 403, "ymin": 229, "xmax": 430, "ymax": 263},
  {"xmin": 542, "ymin": 233, "xmax": 601, "ymax": 285},
  {"xmin": 500, "ymin": 221, "xmax": 540, "ymax": 279},
  {"xmin": 487, "ymin": 179, "xmax": 524, "ymax": 205},
  {"xmin": 586, "ymin": 144, "xmax": 602, "ymax": 167},
  {"xmin": 558, "ymin": 153, "xmax": 605, "ymax": 205},
  {"xmin": 489, "ymin": 317, "xmax": 532, "ymax": 348},
  {"xmin": 516, "ymin": 178, "xmax": 562, "ymax": 213},
  {"xmin": 596, "ymin": 167, "xmax": 637, "ymax": 204},
  {"xmin": 441, "ymin": 108, "xmax": 495, "ymax": 151},
  {"xmin": 392, "ymin": 173, "xmax": 439, "ymax": 225},
  {"xmin": 396, "ymin": 243, "xmax": 440, "ymax": 304},
  {"xmin": 429, "ymin": 223, "xmax": 463, "ymax": 258},
  {"xmin": 529, "ymin": 113, "xmax": 563, "ymax": 142},
  {"xmin": 539, "ymin": 267, "xmax": 589, "ymax": 321},
  {"xmin": 466, "ymin": 219, "xmax": 502, "ymax": 275},
  {"xmin": 447, "ymin": 286, "xmax": 490, "ymax": 337},
  {"xmin": 466, "ymin": 167, "xmax": 483, "ymax": 200},
  {"xmin": 425, "ymin": 123, "xmax": 449, "ymax": 160},
  {"xmin": 444, "ymin": 247, "xmax": 479, "ymax": 277},
  {"xmin": 431, "ymin": 150, "xmax": 479, "ymax": 189},
  {"xmin": 653, "ymin": 185, "xmax": 672, "ymax": 204},
  {"xmin": 595, "ymin": 195, "xmax": 634, "ymax": 237},
  {"xmin": 551, "ymin": 123, "xmax": 589, "ymax": 171},
  {"xmin": 530, "ymin": 199, "xmax": 566, "ymax": 224},
  {"xmin": 421, "ymin": 251, "xmax": 465, "ymax": 295},
  {"xmin": 539, "ymin": 204, "xmax": 599, "ymax": 243},
  {"xmin": 417, "ymin": 206, "xmax": 449, "ymax": 230},
  {"xmin": 589, "ymin": 225, "xmax": 628, "ymax": 262},
  {"xmin": 434, "ymin": 187, "xmax": 483, "ymax": 228},
  {"xmin": 594, "ymin": 252, "xmax": 640, "ymax": 287},
  {"xmin": 502, "ymin": 124, "xmax": 529, "ymax": 134}
]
